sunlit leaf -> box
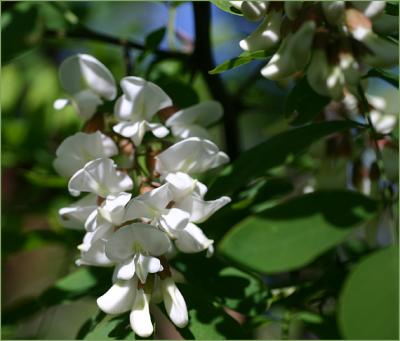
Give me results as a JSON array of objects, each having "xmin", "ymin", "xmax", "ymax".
[
  {"xmin": 210, "ymin": 0, "xmax": 243, "ymax": 16},
  {"xmin": 219, "ymin": 190, "xmax": 377, "ymax": 273},
  {"xmin": 338, "ymin": 246, "xmax": 399, "ymax": 339},
  {"xmin": 209, "ymin": 50, "xmax": 270, "ymax": 74}
]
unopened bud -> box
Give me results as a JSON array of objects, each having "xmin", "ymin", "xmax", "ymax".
[
  {"xmin": 351, "ymin": 1, "xmax": 386, "ymax": 19},
  {"xmin": 240, "ymin": 8, "xmax": 282, "ymax": 51},
  {"xmin": 284, "ymin": 1, "xmax": 303, "ymax": 20},
  {"xmin": 146, "ymin": 148, "xmax": 159, "ymax": 176},
  {"xmin": 241, "ymin": 1, "xmax": 268, "ymax": 21},
  {"xmin": 118, "ymin": 138, "xmax": 135, "ymax": 156},
  {"xmin": 322, "ymin": 1, "xmax": 345, "ymax": 26}
]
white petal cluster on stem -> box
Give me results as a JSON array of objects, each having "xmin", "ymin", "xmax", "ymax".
[{"xmin": 55, "ymin": 54, "xmax": 231, "ymax": 337}]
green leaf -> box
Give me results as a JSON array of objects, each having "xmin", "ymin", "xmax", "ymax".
[
  {"xmin": 153, "ymin": 77, "xmax": 199, "ymax": 107},
  {"xmin": 209, "ymin": 50, "xmax": 270, "ymax": 75},
  {"xmin": 144, "ymin": 27, "xmax": 166, "ymax": 51},
  {"xmin": 338, "ymin": 246, "xmax": 399, "ymax": 340},
  {"xmin": 83, "ymin": 314, "xmax": 135, "ymax": 340},
  {"xmin": 285, "ymin": 77, "xmax": 331, "ymax": 126},
  {"xmin": 363, "ymin": 68, "xmax": 399, "ymax": 87},
  {"xmin": 55, "ymin": 268, "xmax": 97, "ymax": 294},
  {"xmin": 207, "ymin": 121, "xmax": 359, "ymax": 198},
  {"xmin": 219, "ymin": 190, "xmax": 377, "ymax": 273},
  {"xmin": 210, "ymin": 0, "xmax": 243, "ymax": 16}
]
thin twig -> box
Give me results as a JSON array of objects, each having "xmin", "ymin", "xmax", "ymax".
[{"xmin": 44, "ymin": 26, "xmax": 190, "ymax": 61}]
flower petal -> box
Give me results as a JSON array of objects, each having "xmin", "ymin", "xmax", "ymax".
[
  {"xmin": 105, "ymin": 223, "xmax": 171, "ymax": 261},
  {"xmin": 97, "ymin": 279, "xmax": 137, "ymax": 315},
  {"xmin": 54, "ymin": 131, "xmax": 118, "ymax": 178},
  {"xmin": 114, "ymin": 256, "xmax": 136, "ymax": 281},
  {"xmin": 135, "ymin": 254, "xmax": 163, "ymax": 283},
  {"xmin": 159, "ymin": 208, "xmax": 190, "ymax": 236},
  {"xmin": 119, "ymin": 76, "xmax": 172, "ymax": 121},
  {"xmin": 179, "ymin": 195, "xmax": 231, "ymax": 223},
  {"xmin": 68, "ymin": 158, "xmax": 133, "ymax": 197},
  {"xmin": 175, "ymin": 222, "xmax": 214, "ymax": 254},
  {"xmin": 161, "ymin": 277, "xmax": 188, "ymax": 328},
  {"xmin": 155, "ymin": 137, "xmax": 229, "ymax": 175},
  {"xmin": 72, "ymin": 89, "xmax": 103, "ymax": 120},
  {"xmin": 54, "ymin": 98, "xmax": 70, "ymax": 110},
  {"xmin": 130, "ymin": 289, "xmax": 153, "ymax": 337},
  {"xmin": 99, "ymin": 192, "xmax": 132, "ymax": 225},
  {"xmin": 59, "ymin": 194, "xmax": 97, "ymax": 229},
  {"xmin": 59, "ymin": 54, "xmax": 116, "ymax": 100},
  {"xmin": 166, "ymin": 100, "xmax": 223, "ymax": 127}
]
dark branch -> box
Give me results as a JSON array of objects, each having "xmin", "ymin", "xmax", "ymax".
[
  {"xmin": 44, "ymin": 26, "xmax": 190, "ymax": 61},
  {"xmin": 192, "ymin": 2, "xmax": 240, "ymax": 160}
]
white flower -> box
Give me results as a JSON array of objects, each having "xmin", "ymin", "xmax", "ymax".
[
  {"xmin": 155, "ymin": 137, "xmax": 229, "ymax": 176},
  {"xmin": 54, "ymin": 131, "xmax": 118, "ymax": 178},
  {"xmin": 113, "ymin": 77, "xmax": 171, "ymax": 146},
  {"xmin": 165, "ymin": 100, "xmax": 223, "ymax": 140},
  {"xmin": 165, "ymin": 172, "xmax": 231, "ymax": 224},
  {"xmin": 124, "ymin": 183, "xmax": 190, "ymax": 238},
  {"xmin": 159, "ymin": 277, "xmax": 188, "ymax": 328},
  {"xmin": 55, "ymin": 54, "xmax": 117, "ymax": 120},
  {"xmin": 59, "ymin": 194, "xmax": 97, "ymax": 229},
  {"xmin": 76, "ymin": 224, "xmax": 114, "ymax": 267},
  {"xmin": 97, "ymin": 277, "xmax": 138, "ymax": 315},
  {"xmin": 105, "ymin": 223, "xmax": 171, "ymax": 283},
  {"xmin": 68, "ymin": 158, "xmax": 133, "ymax": 197},
  {"xmin": 130, "ymin": 288, "xmax": 153, "ymax": 337},
  {"xmin": 175, "ymin": 222, "xmax": 214, "ymax": 254}
]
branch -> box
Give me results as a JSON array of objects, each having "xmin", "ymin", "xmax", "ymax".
[
  {"xmin": 44, "ymin": 26, "xmax": 190, "ymax": 61},
  {"xmin": 192, "ymin": 2, "xmax": 240, "ymax": 160}
]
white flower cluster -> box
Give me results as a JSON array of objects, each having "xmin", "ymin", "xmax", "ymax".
[
  {"xmin": 231, "ymin": 1, "xmax": 398, "ymax": 100},
  {"xmin": 54, "ymin": 54, "xmax": 230, "ymax": 337}
]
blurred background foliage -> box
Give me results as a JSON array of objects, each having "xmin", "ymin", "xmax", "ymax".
[{"xmin": 1, "ymin": 1, "xmax": 399, "ymax": 340}]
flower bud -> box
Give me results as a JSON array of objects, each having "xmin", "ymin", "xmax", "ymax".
[
  {"xmin": 372, "ymin": 13, "xmax": 399, "ymax": 35},
  {"xmin": 239, "ymin": 8, "xmax": 282, "ymax": 52},
  {"xmin": 241, "ymin": 1, "xmax": 268, "ymax": 21},
  {"xmin": 322, "ymin": 1, "xmax": 345, "ymax": 26},
  {"xmin": 261, "ymin": 21, "xmax": 316, "ymax": 80},
  {"xmin": 339, "ymin": 52, "xmax": 360, "ymax": 86},
  {"xmin": 284, "ymin": 1, "xmax": 303, "ymax": 20},
  {"xmin": 351, "ymin": 1, "xmax": 386, "ymax": 19}
]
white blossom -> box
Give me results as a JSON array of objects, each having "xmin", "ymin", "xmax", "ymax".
[
  {"xmin": 113, "ymin": 77, "xmax": 171, "ymax": 146},
  {"xmin": 54, "ymin": 131, "xmax": 118, "ymax": 178},
  {"xmin": 55, "ymin": 54, "xmax": 117, "ymax": 120},
  {"xmin": 165, "ymin": 100, "xmax": 223, "ymax": 140}
]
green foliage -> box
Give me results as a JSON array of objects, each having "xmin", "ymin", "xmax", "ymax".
[
  {"xmin": 219, "ymin": 190, "xmax": 378, "ymax": 273},
  {"xmin": 208, "ymin": 121, "xmax": 359, "ymax": 198},
  {"xmin": 363, "ymin": 68, "xmax": 399, "ymax": 88},
  {"xmin": 338, "ymin": 246, "xmax": 399, "ymax": 340},
  {"xmin": 285, "ymin": 77, "xmax": 331, "ymax": 126},
  {"xmin": 209, "ymin": 50, "xmax": 270, "ymax": 74}
]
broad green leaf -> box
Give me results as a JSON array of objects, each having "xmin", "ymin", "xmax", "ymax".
[
  {"xmin": 210, "ymin": 0, "xmax": 243, "ymax": 16},
  {"xmin": 219, "ymin": 190, "xmax": 377, "ymax": 273},
  {"xmin": 209, "ymin": 50, "xmax": 270, "ymax": 74},
  {"xmin": 207, "ymin": 121, "xmax": 359, "ymax": 198},
  {"xmin": 285, "ymin": 77, "xmax": 331, "ymax": 126},
  {"xmin": 363, "ymin": 68, "xmax": 399, "ymax": 87},
  {"xmin": 338, "ymin": 246, "xmax": 399, "ymax": 340}
]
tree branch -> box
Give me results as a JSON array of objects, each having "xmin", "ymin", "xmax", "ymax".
[
  {"xmin": 192, "ymin": 2, "xmax": 240, "ymax": 160},
  {"xmin": 44, "ymin": 26, "xmax": 190, "ymax": 61}
]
